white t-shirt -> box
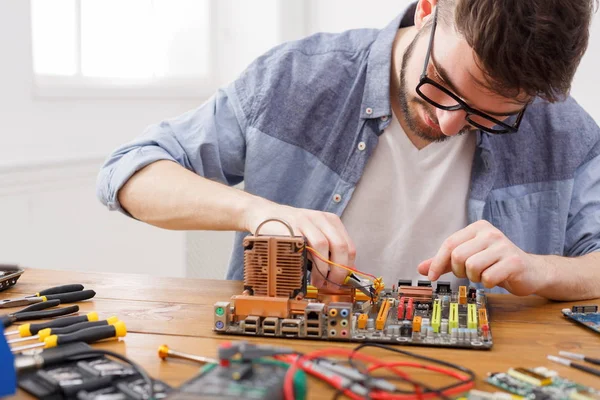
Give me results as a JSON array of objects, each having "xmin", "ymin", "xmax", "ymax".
[{"xmin": 341, "ymin": 112, "xmax": 476, "ymax": 289}]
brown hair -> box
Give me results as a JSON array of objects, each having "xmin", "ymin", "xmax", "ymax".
[{"xmin": 439, "ymin": 0, "xmax": 598, "ymax": 102}]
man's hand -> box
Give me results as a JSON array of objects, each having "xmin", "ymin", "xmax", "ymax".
[
  {"xmin": 417, "ymin": 220, "xmax": 549, "ymax": 296},
  {"xmin": 243, "ymin": 198, "xmax": 355, "ymax": 290}
]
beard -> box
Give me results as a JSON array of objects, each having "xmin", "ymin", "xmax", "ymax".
[{"xmin": 397, "ymin": 30, "xmax": 470, "ymax": 143}]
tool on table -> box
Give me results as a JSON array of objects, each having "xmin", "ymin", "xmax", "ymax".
[
  {"xmin": 1, "ymin": 304, "xmax": 79, "ymax": 329},
  {"xmin": 158, "ymin": 344, "xmax": 217, "ymax": 364},
  {"xmin": 0, "ymin": 288, "xmax": 95, "ymax": 308},
  {"xmin": 24, "ymin": 284, "xmax": 84, "ymax": 298},
  {"xmin": 6, "ymin": 312, "xmax": 104, "ymax": 343},
  {"xmin": 13, "ymin": 342, "xmax": 94, "ymax": 374},
  {"xmin": 11, "ymin": 320, "xmax": 127, "ymax": 353},
  {"xmin": 0, "ymin": 264, "xmax": 25, "ymax": 293},
  {"xmin": 559, "ymin": 351, "xmax": 600, "ymax": 366},
  {"xmin": 548, "ymin": 355, "xmax": 600, "ymax": 378}
]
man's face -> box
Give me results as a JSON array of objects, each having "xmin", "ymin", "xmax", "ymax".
[{"xmin": 398, "ymin": 20, "xmax": 527, "ymax": 143}]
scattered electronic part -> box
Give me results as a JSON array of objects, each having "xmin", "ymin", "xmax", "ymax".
[
  {"xmin": 486, "ymin": 366, "xmax": 600, "ymax": 400},
  {"xmin": 213, "ymin": 219, "xmax": 494, "ymax": 349},
  {"xmin": 562, "ymin": 305, "xmax": 600, "ymax": 335},
  {"xmin": 0, "ymin": 264, "xmax": 24, "ymax": 292}
]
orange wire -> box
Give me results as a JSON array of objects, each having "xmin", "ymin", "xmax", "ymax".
[{"xmin": 304, "ymin": 246, "xmax": 378, "ymax": 281}]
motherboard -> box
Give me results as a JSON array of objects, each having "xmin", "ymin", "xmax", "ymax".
[
  {"xmin": 562, "ymin": 305, "xmax": 600, "ymax": 335},
  {"xmin": 213, "ymin": 219, "xmax": 493, "ymax": 349}
]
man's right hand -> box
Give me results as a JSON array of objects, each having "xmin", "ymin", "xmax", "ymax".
[{"xmin": 243, "ymin": 198, "xmax": 356, "ymax": 289}]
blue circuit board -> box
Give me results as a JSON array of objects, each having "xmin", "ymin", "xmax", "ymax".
[{"xmin": 562, "ymin": 305, "xmax": 600, "ymax": 335}]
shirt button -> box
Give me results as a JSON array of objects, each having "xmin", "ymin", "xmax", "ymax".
[
  {"xmin": 365, "ymin": 107, "xmax": 373, "ymax": 115},
  {"xmin": 333, "ymin": 194, "xmax": 342, "ymax": 203},
  {"xmin": 381, "ymin": 115, "xmax": 389, "ymax": 121},
  {"xmin": 357, "ymin": 142, "xmax": 366, "ymax": 151}
]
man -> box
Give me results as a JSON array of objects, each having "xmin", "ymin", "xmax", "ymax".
[{"xmin": 97, "ymin": 0, "xmax": 600, "ymax": 301}]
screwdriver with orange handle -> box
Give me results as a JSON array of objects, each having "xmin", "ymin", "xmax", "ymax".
[
  {"xmin": 7, "ymin": 315, "xmax": 119, "ymax": 344},
  {"xmin": 11, "ymin": 320, "xmax": 127, "ymax": 354}
]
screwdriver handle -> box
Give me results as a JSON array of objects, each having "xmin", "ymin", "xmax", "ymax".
[
  {"xmin": 1, "ymin": 315, "xmax": 14, "ymax": 328},
  {"xmin": 34, "ymin": 284, "xmax": 84, "ymax": 297},
  {"xmin": 45, "ymin": 321, "xmax": 127, "ymax": 348},
  {"xmin": 39, "ymin": 316, "xmax": 118, "ymax": 340},
  {"xmin": 14, "ymin": 299, "xmax": 61, "ymax": 315},
  {"xmin": 18, "ymin": 312, "xmax": 98, "ymax": 337},
  {"xmin": 45, "ymin": 290, "xmax": 96, "ymax": 304},
  {"xmin": 14, "ymin": 305, "xmax": 79, "ymax": 322}
]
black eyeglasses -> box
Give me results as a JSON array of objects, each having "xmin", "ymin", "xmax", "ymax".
[{"xmin": 415, "ymin": 7, "xmax": 527, "ymax": 134}]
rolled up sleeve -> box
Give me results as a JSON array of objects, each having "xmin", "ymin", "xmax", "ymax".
[
  {"xmin": 96, "ymin": 82, "xmax": 249, "ymax": 215},
  {"xmin": 565, "ymin": 146, "xmax": 600, "ymax": 256}
]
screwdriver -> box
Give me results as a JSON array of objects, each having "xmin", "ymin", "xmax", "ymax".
[
  {"xmin": 5, "ymin": 312, "xmax": 101, "ymax": 340},
  {"xmin": 25, "ymin": 284, "xmax": 84, "ymax": 298},
  {"xmin": 559, "ymin": 351, "xmax": 600, "ymax": 366},
  {"xmin": 11, "ymin": 320, "xmax": 127, "ymax": 353},
  {"xmin": 8, "ymin": 316, "xmax": 118, "ymax": 344},
  {"xmin": 1, "ymin": 305, "xmax": 79, "ymax": 329},
  {"xmin": 0, "ymin": 289, "xmax": 96, "ymax": 309},
  {"xmin": 158, "ymin": 344, "xmax": 217, "ymax": 364}
]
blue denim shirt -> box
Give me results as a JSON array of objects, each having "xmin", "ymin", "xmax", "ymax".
[{"xmin": 97, "ymin": 4, "xmax": 600, "ymax": 293}]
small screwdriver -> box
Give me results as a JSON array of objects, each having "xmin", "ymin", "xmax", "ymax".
[
  {"xmin": 11, "ymin": 320, "xmax": 127, "ymax": 354},
  {"xmin": 1, "ymin": 305, "xmax": 79, "ymax": 330},
  {"xmin": 158, "ymin": 344, "xmax": 217, "ymax": 364},
  {"xmin": 5, "ymin": 312, "xmax": 99, "ymax": 338},
  {"xmin": 8, "ymin": 315, "xmax": 118, "ymax": 344},
  {"xmin": 559, "ymin": 351, "xmax": 600, "ymax": 366}
]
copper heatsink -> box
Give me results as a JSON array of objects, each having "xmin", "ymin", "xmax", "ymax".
[{"xmin": 243, "ymin": 234, "xmax": 307, "ymax": 298}]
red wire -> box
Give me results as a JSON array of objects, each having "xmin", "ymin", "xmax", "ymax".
[{"xmin": 281, "ymin": 348, "xmax": 473, "ymax": 400}]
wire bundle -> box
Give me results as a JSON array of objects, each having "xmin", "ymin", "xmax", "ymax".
[{"xmin": 278, "ymin": 343, "xmax": 475, "ymax": 400}]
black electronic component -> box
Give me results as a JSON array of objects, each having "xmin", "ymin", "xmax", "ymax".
[
  {"xmin": 572, "ymin": 305, "xmax": 598, "ymax": 314},
  {"xmin": 417, "ymin": 280, "xmax": 432, "ymax": 287},
  {"xmin": 397, "ymin": 279, "xmax": 412, "ymax": 287},
  {"xmin": 435, "ymin": 281, "xmax": 451, "ymax": 294}
]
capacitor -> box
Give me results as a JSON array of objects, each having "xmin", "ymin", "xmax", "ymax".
[
  {"xmin": 459, "ymin": 328, "xmax": 466, "ymax": 341},
  {"xmin": 476, "ymin": 289, "xmax": 485, "ymax": 305},
  {"xmin": 426, "ymin": 326, "xmax": 434, "ymax": 338},
  {"xmin": 367, "ymin": 318, "xmax": 375, "ymax": 330},
  {"xmin": 351, "ymin": 315, "xmax": 357, "ymax": 332},
  {"xmin": 440, "ymin": 319, "xmax": 448, "ymax": 334},
  {"xmin": 450, "ymin": 328, "xmax": 458, "ymax": 339},
  {"xmin": 469, "ymin": 328, "xmax": 478, "ymax": 341},
  {"xmin": 420, "ymin": 318, "xmax": 430, "ymax": 333},
  {"xmin": 388, "ymin": 325, "xmax": 400, "ymax": 337}
]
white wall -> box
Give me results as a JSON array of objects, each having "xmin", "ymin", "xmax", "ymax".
[
  {"xmin": 1, "ymin": 0, "xmax": 599, "ymax": 280},
  {"xmin": 0, "ymin": 0, "xmax": 191, "ymax": 277}
]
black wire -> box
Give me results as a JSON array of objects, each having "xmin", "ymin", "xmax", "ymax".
[
  {"xmin": 74, "ymin": 349, "xmax": 156, "ymax": 399},
  {"xmin": 348, "ymin": 343, "xmax": 475, "ymax": 397}
]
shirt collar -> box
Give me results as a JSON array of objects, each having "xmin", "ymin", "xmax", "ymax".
[{"xmin": 360, "ymin": 2, "xmax": 417, "ymax": 120}]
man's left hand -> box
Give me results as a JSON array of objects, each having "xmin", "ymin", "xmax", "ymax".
[{"xmin": 417, "ymin": 220, "xmax": 549, "ymax": 296}]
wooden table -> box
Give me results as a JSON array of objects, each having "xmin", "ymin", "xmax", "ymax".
[{"xmin": 3, "ymin": 269, "xmax": 599, "ymax": 399}]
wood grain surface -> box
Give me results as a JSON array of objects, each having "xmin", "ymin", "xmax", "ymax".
[{"xmin": 3, "ymin": 268, "xmax": 599, "ymax": 399}]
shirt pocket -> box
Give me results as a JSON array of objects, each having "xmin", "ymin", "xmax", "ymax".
[{"xmin": 488, "ymin": 190, "xmax": 561, "ymax": 255}]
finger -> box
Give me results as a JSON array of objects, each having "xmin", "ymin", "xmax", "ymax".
[
  {"xmin": 479, "ymin": 258, "xmax": 518, "ymax": 289},
  {"xmin": 312, "ymin": 214, "xmax": 351, "ymax": 287},
  {"xmin": 323, "ymin": 213, "xmax": 357, "ymax": 266},
  {"xmin": 450, "ymin": 237, "xmax": 492, "ymax": 281},
  {"xmin": 417, "ymin": 258, "xmax": 433, "ymax": 276},
  {"xmin": 428, "ymin": 227, "xmax": 477, "ymax": 281},
  {"xmin": 299, "ymin": 224, "xmax": 329, "ymax": 289}
]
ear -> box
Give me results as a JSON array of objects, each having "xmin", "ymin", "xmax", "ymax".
[{"xmin": 414, "ymin": 0, "xmax": 438, "ymax": 30}]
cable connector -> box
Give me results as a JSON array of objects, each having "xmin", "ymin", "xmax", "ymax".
[{"xmin": 218, "ymin": 341, "xmax": 294, "ymax": 364}]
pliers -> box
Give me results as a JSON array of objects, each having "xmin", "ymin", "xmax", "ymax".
[{"xmin": 0, "ymin": 284, "xmax": 95, "ymax": 309}]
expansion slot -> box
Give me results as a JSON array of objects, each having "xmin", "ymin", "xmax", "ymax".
[
  {"xmin": 468, "ymin": 303, "xmax": 478, "ymax": 329},
  {"xmin": 449, "ymin": 303, "xmax": 459, "ymax": 330},
  {"xmin": 432, "ymin": 299, "xmax": 441, "ymax": 333},
  {"xmin": 376, "ymin": 298, "xmax": 394, "ymax": 330}
]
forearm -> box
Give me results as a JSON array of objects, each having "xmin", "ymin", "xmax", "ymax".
[
  {"xmin": 533, "ymin": 252, "xmax": 600, "ymax": 301},
  {"xmin": 118, "ymin": 160, "xmax": 262, "ymax": 231}
]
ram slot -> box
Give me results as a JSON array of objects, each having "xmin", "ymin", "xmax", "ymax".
[
  {"xmin": 431, "ymin": 299, "xmax": 441, "ymax": 333},
  {"xmin": 449, "ymin": 303, "xmax": 459, "ymax": 330},
  {"xmin": 468, "ymin": 304, "xmax": 478, "ymax": 330},
  {"xmin": 376, "ymin": 298, "xmax": 394, "ymax": 330}
]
